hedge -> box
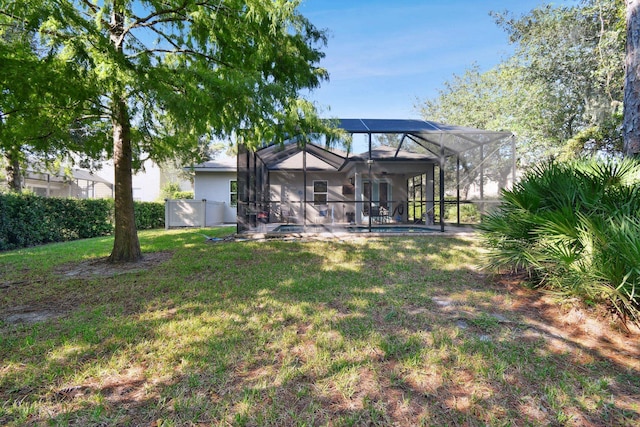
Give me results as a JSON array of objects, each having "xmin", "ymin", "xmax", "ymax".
[
  {"xmin": 134, "ymin": 201, "xmax": 165, "ymax": 230},
  {"xmin": 0, "ymin": 193, "xmax": 165, "ymax": 251}
]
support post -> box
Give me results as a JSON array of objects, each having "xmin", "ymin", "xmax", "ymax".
[
  {"xmin": 439, "ymin": 136, "xmax": 445, "ymax": 232},
  {"xmin": 456, "ymin": 155, "xmax": 460, "ymax": 225},
  {"xmin": 368, "ymin": 132, "xmax": 372, "ymax": 233},
  {"xmin": 303, "ymin": 143, "xmax": 307, "ymax": 229}
]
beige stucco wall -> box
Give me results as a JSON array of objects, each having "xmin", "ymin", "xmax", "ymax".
[{"xmin": 269, "ymin": 171, "xmax": 351, "ymax": 223}]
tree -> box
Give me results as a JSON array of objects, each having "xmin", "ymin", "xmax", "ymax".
[
  {"xmin": 495, "ymin": 0, "xmax": 625, "ymax": 158},
  {"xmin": 624, "ymin": 0, "xmax": 640, "ymax": 156},
  {"xmin": 4, "ymin": 0, "xmax": 329, "ymax": 262},
  {"xmin": 419, "ymin": 1, "xmax": 626, "ymax": 162},
  {"xmin": 0, "ymin": 7, "xmax": 105, "ymax": 192}
]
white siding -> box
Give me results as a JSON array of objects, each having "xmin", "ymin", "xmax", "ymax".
[{"xmin": 193, "ymin": 171, "xmax": 237, "ymax": 223}]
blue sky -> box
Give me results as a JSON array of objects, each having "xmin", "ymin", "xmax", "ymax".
[{"xmin": 298, "ymin": 0, "xmax": 574, "ymax": 120}]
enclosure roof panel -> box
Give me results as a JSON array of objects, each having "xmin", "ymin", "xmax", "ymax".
[
  {"xmin": 270, "ymin": 152, "xmax": 339, "ymax": 171},
  {"xmin": 336, "ymin": 118, "xmax": 512, "ymax": 156},
  {"xmin": 257, "ymin": 141, "xmax": 346, "ymax": 171},
  {"xmin": 252, "ymin": 119, "xmax": 513, "ymax": 169},
  {"xmin": 337, "ymin": 118, "xmax": 511, "ymax": 137},
  {"xmin": 349, "ymin": 145, "xmax": 437, "ymax": 162},
  {"xmin": 70, "ymin": 169, "xmax": 113, "ymax": 184},
  {"xmin": 26, "ymin": 169, "xmax": 113, "ymax": 185}
]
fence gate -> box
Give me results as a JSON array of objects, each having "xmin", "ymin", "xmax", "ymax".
[{"xmin": 164, "ymin": 199, "xmax": 225, "ymax": 228}]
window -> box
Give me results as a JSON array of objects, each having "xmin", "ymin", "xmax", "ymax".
[
  {"xmin": 313, "ymin": 180, "xmax": 328, "ymax": 205},
  {"xmin": 230, "ymin": 180, "xmax": 238, "ymax": 207}
]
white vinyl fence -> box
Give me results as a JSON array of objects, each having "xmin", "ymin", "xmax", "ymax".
[{"xmin": 165, "ymin": 199, "xmax": 226, "ymax": 228}]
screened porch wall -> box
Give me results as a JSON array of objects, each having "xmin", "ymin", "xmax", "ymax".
[{"xmin": 236, "ymin": 119, "xmax": 515, "ymax": 232}]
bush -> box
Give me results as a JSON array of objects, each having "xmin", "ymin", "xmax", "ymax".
[
  {"xmin": 443, "ymin": 200, "xmax": 481, "ymax": 224},
  {"xmin": 479, "ymin": 158, "xmax": 640, "ymax": 328},
  {"xmin": 172, "ymin": 190, "xmax": 194, "ymax": 199},
  {"xmin": 0, "ymin": 193, "xmax": 113, "ymax": 250},
  {"xmin": 134, "ymin": 201, "xmax": 165, "ymax": 230},
  {"xmin": 0, "ymin": 194, "xmax": 165, "ymax": 251},
  {"xmin": 160, "ymin": 183, "xmax": 193, "ymax": 200}
]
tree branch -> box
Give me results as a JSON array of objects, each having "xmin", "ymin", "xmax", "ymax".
[
  {"xmin": 79, "ymin": 0, "xmax": 100, "ymax": 15},
  {"xmin": 118, "ymin": 0, "xmax": 225, "ymax": 46},
  {"xmin": 116, "ymin": 0, "xmax": 191, "ymax": 45},
  {"xmin": 126, "ymin": 47, "xmax": 231, "ymax": 68}
]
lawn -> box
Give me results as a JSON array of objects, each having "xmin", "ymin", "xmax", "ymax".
[{"xmin": 1, "ymin": 227, "xmax": 638, "ymax": 426}]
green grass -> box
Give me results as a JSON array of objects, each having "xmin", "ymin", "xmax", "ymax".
[{"xmin": 0, "ymin": 227, "xmax": 638, "ymax": 426}]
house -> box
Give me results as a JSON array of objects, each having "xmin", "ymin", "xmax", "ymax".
[
  {"xmin": 23, "ymin": 169, "xmax": 113, "ymax": 199},
  {"xmin": 98, "ymin": 159, "xmax": 193, "ymax": 202},
  {"xmin": 190, "ymin": 156, "xmax": 238, "ymax": 223},
  {"xmin": 237, "ymin": 118, "xmax": 515, "ymax": 232}
]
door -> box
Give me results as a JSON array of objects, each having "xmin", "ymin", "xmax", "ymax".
[{"xmin": 362, "ymin": 180, "xmax": 391, "ymax": 216}]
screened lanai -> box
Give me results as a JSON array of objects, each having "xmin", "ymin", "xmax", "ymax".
[{"xmin": 237, "ymin": 118, "xmax": 515, "ymax": 233}]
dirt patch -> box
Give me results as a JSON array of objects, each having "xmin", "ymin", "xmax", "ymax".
[
  {"xmin": 3, "ymin": 307, "xmax": 61, "ymax": 324},
  {"xmin": 55, "ymin": 251, "xmax": 173, "ymax": 278},
  {"xmin": 493, "ymin": 271, "xmax": 640, "ymax": 370},
  {"xmin": 1, "ymin": 252, "xmax": 174, "ymax": 326}
]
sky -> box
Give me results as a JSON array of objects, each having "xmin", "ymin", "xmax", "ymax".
[{"xmin": 297, "ymin": 0, "xmax": 575, "ymax": 120}]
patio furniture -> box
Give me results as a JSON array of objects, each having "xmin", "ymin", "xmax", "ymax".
[
  {"xmin": 315, "ymin": 205, "xmax": 329, "ymax": 224},
  {"xmin": 282, "ymin": 205, "xmax": 298, "ymax": 223}
]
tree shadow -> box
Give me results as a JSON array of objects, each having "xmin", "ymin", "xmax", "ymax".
[{"xmin": 1, "ymin": 235, "xmax": 638, "ymax": 425}]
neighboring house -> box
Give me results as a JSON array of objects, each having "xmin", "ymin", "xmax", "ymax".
[
  {"xmin": 190, "ymin": 156, "xmax": 238, "ymax": 223},
  {"xmin": 237, "ymin": 118, "xmax": 516, "ymax": 232},
  {"xmin": 99, "ymin": 159, "xmax": 193, "ymax": 202},
  {"xmin": 24, "ymin": 169, "xmax": 113, "ymax": 199}
]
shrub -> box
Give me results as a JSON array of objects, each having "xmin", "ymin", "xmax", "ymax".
[
  {"xmin": 443, "ymin": 200, "xmax": 481, "ymax": 224},
  {"xmin": 134, "ymin": 201, "xmax": 165, "ymax": 230},
  {"xmin": 160, "ymin": 183, "xmax": 193, "ymax": 200},
  {"xmin": 0, "ymin": 195, "xmax": 165, "ymax": 250},
  {"xmin": 0, "ymin": 193, "xmax": 113, "ymax": 250},
  {"xmin": 479, "ymin": 158, "xmax": 640, "ymax": 328},
  {"xmin": 172, "ymin": 190, "xmax": 194, "ymax": 199}
]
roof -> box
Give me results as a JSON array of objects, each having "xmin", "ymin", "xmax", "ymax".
[
  {"xmin": 349, "ymin": 145, "xmax": 437, "ymax": 162},
  {"xmin": 25, "ymin": 169, "xmax": 112, "ymax": 185},
  {"xmin": 191, "ymin": 156, "xmax": 237, "ymax": 172},
  {"xmin": 337, "ymin": 118, "xmax": 509, "ymax": 136},
  {"xmin": 247, "ymin": 118, "xmax": 511, "ymax": 171},
  {"xmin": 256, "ymin": 141, "xmax": 346, "ymax": 171},
  {"xmin": 70, "ymin": 169, "xmax": 112, "ymax": 185},
  {"xmin": 337, "ymin": 118, "xmax": 513, "ymax": 156}
]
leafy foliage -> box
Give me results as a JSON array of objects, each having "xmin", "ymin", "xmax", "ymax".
[
  {"xmin": 160, "ymin": 182, "xmax": 193, "ymax": 200},
  {"xmin": 2, "ymin": 0, "xmax": 334, "ymax": 261},
  {"xmin": 420, "ymin": 0, "xmax": 625, "ymax": 162},
  {"xmin": 479, "ymin": 158, "xmax": 640, "ymax": 327},
  {"xmin": 133, "ymin": 201, "xmax": 165, "ymax": 230},
  {"xmin": 0, "ymin": 194, "xmax": 165, "ymax": 250},
  {"xmin": 0, "ymin": 3, "xmax": 107, "ymax": 190},
  {"xmin": 0, "ymin": 193, "xmax": 113, "ymax": 250}
]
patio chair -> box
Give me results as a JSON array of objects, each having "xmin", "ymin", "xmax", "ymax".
[
  {"xmin": 315, "ymin": 205, "xmax": 328, "ymax": 224},
  {"xmin": 282, "ymin": 205, "xmax": 298, "ymax": 223}
]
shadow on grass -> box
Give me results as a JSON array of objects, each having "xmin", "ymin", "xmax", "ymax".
[{"xmin": 0, "ymin": 233, "xmax": 638, "ymax": 425}]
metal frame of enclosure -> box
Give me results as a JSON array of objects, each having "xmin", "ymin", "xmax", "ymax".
[{"xmin": 237, "ymin": 119, "xmax": 515, "ymax": 233}]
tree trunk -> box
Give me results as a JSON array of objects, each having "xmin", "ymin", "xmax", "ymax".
[
  {"xmin": 624, "ymin": 0, "xmax": 640, "ymax": 156},
  {"xmin": 107, "ymin": 1, "xmax": 142, "ymax": 262},
  {"xmin": 108, "ymin": 94, "xmax": 142, "ymax": 263},
  {"xmin": 4, "ymin": 149, "xmax": 22, "ymax": 192}
]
